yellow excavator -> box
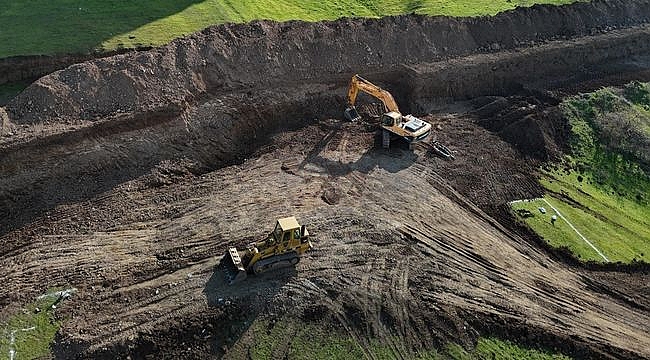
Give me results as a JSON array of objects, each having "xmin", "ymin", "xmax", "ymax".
[
  {"xmin": 344, "ymin": 74, "xmax": 432, "ymax": 149},
  {"xmin": 224, "ymin": 216, "xmax": 312, "ymax": 285}
]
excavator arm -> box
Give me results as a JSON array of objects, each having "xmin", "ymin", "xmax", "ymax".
[{"xmin": 345, "ymin": 75, "xmax": 400, "ymax": 121}]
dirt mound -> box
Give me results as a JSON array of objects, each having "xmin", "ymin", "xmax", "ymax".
[
  {"xmin": 472, "ymin": 95, "xmax": 569, "ymax": 160},
  {"xmin": 420, "ymin": 111, "xmax": 545, "ymax": 210},
  {"xmin": 6, "ymin": 0, "xmax": 650, "ymax": 124}
]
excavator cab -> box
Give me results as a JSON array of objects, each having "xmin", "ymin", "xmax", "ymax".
[{"xmin": 381, "ymin": 112, "xmax": 401, "ymax": 126}]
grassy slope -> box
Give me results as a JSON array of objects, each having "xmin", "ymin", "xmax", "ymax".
[
  {"xmin": 513, "ymin": 83, "xmax": 650, "ymax": 263},
  {"xmin": 446, "ymin": 338, "xmax": 571, "ymax": 360},
  {"xmin": 511, "ymin": 196, "xmax": 648, "ymax": 262},
  {"xmin": 240, "ymin": 317, "xmax": 570, "ymax": 359},
  {"xmin": 0, "ymin": 0, "xmax": 579, "ymax": 58}
]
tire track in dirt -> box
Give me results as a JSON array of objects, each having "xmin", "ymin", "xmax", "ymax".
[{"xmin": 2, "ymin": 117, "xmax": 649, "ymax": 358}]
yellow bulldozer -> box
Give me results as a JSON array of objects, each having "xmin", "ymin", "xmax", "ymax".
[
  {"xmin": 344, "ymin": 74, "xmax": 432, "ymax": 149},
  {"xmin": 224, "ymin": 216, "xmax": 312, "ymax": 285}
]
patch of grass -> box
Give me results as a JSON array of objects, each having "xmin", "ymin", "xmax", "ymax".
[
  {"xmin": 623, "ymin": 81, "xmax": 650, "ymax": 109},
  {"xmin": 240, "ymin": 317, "xmax": 569, "ymax": 359},
  {"xmin": 0, "ymin": 0, "xmax": 580, "ymax": 58},
  {"xmin": 446, "ymin": 342, "xmax": 473, "ymax": 360},
  {"xmin": 512, "ymin": 194, "xmax": 649, "ymax": 262},
  {"xmin": 473, "ymin": 337, "xmax": 571, "ymax": 359},
  {"xmin": 247, "ymin": 317, "xmax": 365, "ymax": 359},
  {"xmin": 562, "ymin": 88, "xmax": 650, "ymax": 174},
  {"xmin": 542, "ymin": 173, "xmax": 650, "ymax": 257},
  {"xmin": 513, "ymin": 83, "xmax": 650, "ymax": 264},
  {"xmin": 445, "ymin": 338, "xmax": 571, "ymax": 359},
  {"xmin": 0, "ymin": 290, "xmax": 73, "ymax": 360},
  {"xmin": 412, "ymin": 348, "xmax": 443, "ymax": 359},
  {"xmin": 512, "ymin": 198, "xmax": 603, "ymax": 261}
]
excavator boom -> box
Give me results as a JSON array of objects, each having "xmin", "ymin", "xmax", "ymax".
[{"xmin": 346, "ymin": 74, "xmax": 400, "ymax": 115}]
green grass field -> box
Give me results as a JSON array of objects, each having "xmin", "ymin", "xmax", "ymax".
[
  {"xmin": 0, "ymin": 0, "xmax": 580, "ymax": 58},
  {"xmin": 511, "ymin": 195, "xmax": 649, "ymax": 262},
  {"xmin": 512, "ymin": 83, "xmax": 650, "ymax": 263},
  {"xmin": 446, "ymin": 337, "xmax": 571, "ymax": 360}
]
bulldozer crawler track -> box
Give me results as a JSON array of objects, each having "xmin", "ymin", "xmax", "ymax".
[{"xmin": 252, "ymin": 252, "xmax": 300, "ymax": 275}]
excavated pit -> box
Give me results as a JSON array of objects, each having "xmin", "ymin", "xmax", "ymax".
[
  {"xmin": 1, "ymin": 1, "xmax": 650, "ymax": 359},
  {"xmin": 4, "ymin": 22, "xmax": 650, "ymax": 235}
]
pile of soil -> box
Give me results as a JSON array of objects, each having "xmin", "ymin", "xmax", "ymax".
[{"xmin": 472, "ymin": 95, "xmax": 569, "ymax": 161}]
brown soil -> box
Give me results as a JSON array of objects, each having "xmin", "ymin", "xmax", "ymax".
[{"xmin": 1, "ymin": 1, "xmax": 650, "ymax": 359}]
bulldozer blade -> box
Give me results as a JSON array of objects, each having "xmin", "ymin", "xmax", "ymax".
[
  {"xmin": 344, "ymin": 107, "xmax": 361, "ymax": 122},
  {"xmin": 224, "ymin": 247, "xmax": 248, "ymax": 285}
]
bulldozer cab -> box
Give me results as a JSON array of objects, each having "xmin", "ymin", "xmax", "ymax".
[{"xmin": 274, "ymin": 217, "xmax": 309, "ymax": 245}]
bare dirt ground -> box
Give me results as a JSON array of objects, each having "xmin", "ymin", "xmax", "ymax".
[
  {"xmin": 1, "ymin": 1, "xmax": 650, "ymax": 359},
  {"xmin": 2, "ymin": 111, "xmax": 649, "ymax": 359}
]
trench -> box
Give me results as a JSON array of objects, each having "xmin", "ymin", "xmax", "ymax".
[
  {"xmin": 0, "ymin": 90, "xmax": 341, "ymax": 236},
  {"xmin": 2, "ymin": 22, "xmax": 650, "ymax": 237}
]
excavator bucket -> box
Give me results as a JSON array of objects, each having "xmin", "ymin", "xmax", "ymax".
[
  {"xmin": 224, "ymin": 247, "xmax": 248, "ymax": 285},
  {"xmin": 344, "ymin": 106, "xmax": 361, "ymax": 122}
]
